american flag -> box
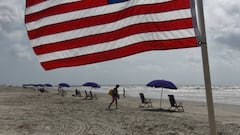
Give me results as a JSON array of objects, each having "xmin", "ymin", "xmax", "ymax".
[{"xmin": 25, "ymin": 0, "xmax": 200, "ymax": 70}]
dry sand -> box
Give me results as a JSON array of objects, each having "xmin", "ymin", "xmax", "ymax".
[{"xmin": 0, "ymin": 86, "xmax": 239, "ymax": 135}]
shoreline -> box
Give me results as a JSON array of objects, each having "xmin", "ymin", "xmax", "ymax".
[{"xmin": 0, "ymin": 86, "xmax": 239, "ymax": 134}]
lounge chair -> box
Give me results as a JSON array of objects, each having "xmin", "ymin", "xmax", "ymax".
[
  {"xmin": 168, "ymin": 95, "xmax": 184, "ymax": 112},
  {"xmin": 39, "ymin": 88, "xmax": 45, "ymax": 93},
  {"xmin": 72, "ymin": 89, "xmax": 82, "ymax": 97},
  {"xmin": 139, "ymin": 93, "xmax": 152, "ymax": 108},
  {"xmin": 89, "ymin": 91, "xmax": 97, "ymax": 100},
  {"xmin": 84, "ymin": 90, "xmax": 91, "ymax": 99},
  {"xmin": 58, "ymin": 88, "xmax": 67, "ymax": 96}
]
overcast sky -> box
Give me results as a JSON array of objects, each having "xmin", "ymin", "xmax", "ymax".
[{"xmin": 0, "ymin": 0, "xmax": 240, "ymax": 86}]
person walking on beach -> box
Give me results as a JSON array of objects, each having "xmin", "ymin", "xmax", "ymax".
[{"xmin": 108, "ymin": 84, "xmax": 120, "ymax": 109}]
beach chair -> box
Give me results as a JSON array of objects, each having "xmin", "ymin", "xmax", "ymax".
[
  {"xmin": 72, "ymin": 89, "xmax": 82, "ymax": 97},
  {"xmin": 89, "ymin": 91, "xmax": 98, "ymax": 100},
  {"xmin": 84, "ymin": 90, "xmax": 91, "ymax": 99},
  {"xmin": 139, "ymin": 93, "xmax": 152, "ymax": 108},
  {"xmin": 58, "ymin": 88, "xmax": 67, "ymax": 96},
  {"xmin": 168, "ymin": 95, "xmax": 184, "ymax": 112},
  {"xmin": 38, "ymin": 88, "xmax": 45, "ymax": 93}
]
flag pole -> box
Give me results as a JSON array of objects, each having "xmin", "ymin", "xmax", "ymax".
[{"xmin": 196, "ymin": 0, "xmax": 217, "ymax": 134}]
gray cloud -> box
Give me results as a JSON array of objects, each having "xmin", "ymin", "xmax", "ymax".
[
  {"xmin": 206, "ymin": 0, "xmax": 240, "ymax": 51},
  {"xmin": 0, "ymin": 3, "xmax": 33, "ymax": 62},
  {"xmin": 216, "ymin": 33, "xmax": 240, "ymax": 50},
  {"xmin": 0, "ymin": 4, "xmax": 20, "ymax": 32}
]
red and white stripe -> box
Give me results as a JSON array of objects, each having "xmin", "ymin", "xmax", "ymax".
[{"xmin": 25, "ymin": 0, "xmax": 199, "ymax": 70}]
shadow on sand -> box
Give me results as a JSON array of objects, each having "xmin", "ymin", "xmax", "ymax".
[{"xmin": 142, "ymin": 108, "xmax": 177, "ymax": 113}]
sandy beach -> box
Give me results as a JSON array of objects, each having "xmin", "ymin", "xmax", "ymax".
[{"xmin": 0, "ymin": 86, "xmax": 239, "ymax": 135}]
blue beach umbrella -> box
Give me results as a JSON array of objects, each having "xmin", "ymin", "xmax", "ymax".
[
  {"xmin": 147, "ymin": 80, "xmax": 177, "ymax": 108},
  {"xmin": 82, "ymin": 82, "xmax": 100, "ymax": 88},
  {"xmin": 36, "ymin": 84, "xmax": 45, "ymax": 87},
  {"xmin": 58, "ymin": 83, "xmax": 70, "ymax": 88},
  {"xmin": 146, "ymin": 80, "xmax": 177, "ymax": 89},
  {"xmin": 44, "ymin": 83, "xmax": 53, "ymax": 87}
]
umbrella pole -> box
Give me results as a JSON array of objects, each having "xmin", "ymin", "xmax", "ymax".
[{"xmin": 160, "ymin": 88, "xmax": 163, "ymax": 108}]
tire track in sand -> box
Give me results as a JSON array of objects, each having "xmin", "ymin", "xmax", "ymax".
[
  {"xmin": 35, "ymin": 115, "xmax": 90, "ymax": 135},
  {"xmin": 55, "ymin": 116, "xmax": 90, "ymax": 135}
]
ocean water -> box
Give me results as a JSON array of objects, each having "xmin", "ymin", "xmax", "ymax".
[{"xmin": 62, "ymin": 84, "xmax": 240, "ymax": 106}]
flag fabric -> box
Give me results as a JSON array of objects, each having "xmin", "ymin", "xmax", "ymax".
[{"xmin": 25, "ymin": 0, "xmax": 200, "ymax": 70}]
